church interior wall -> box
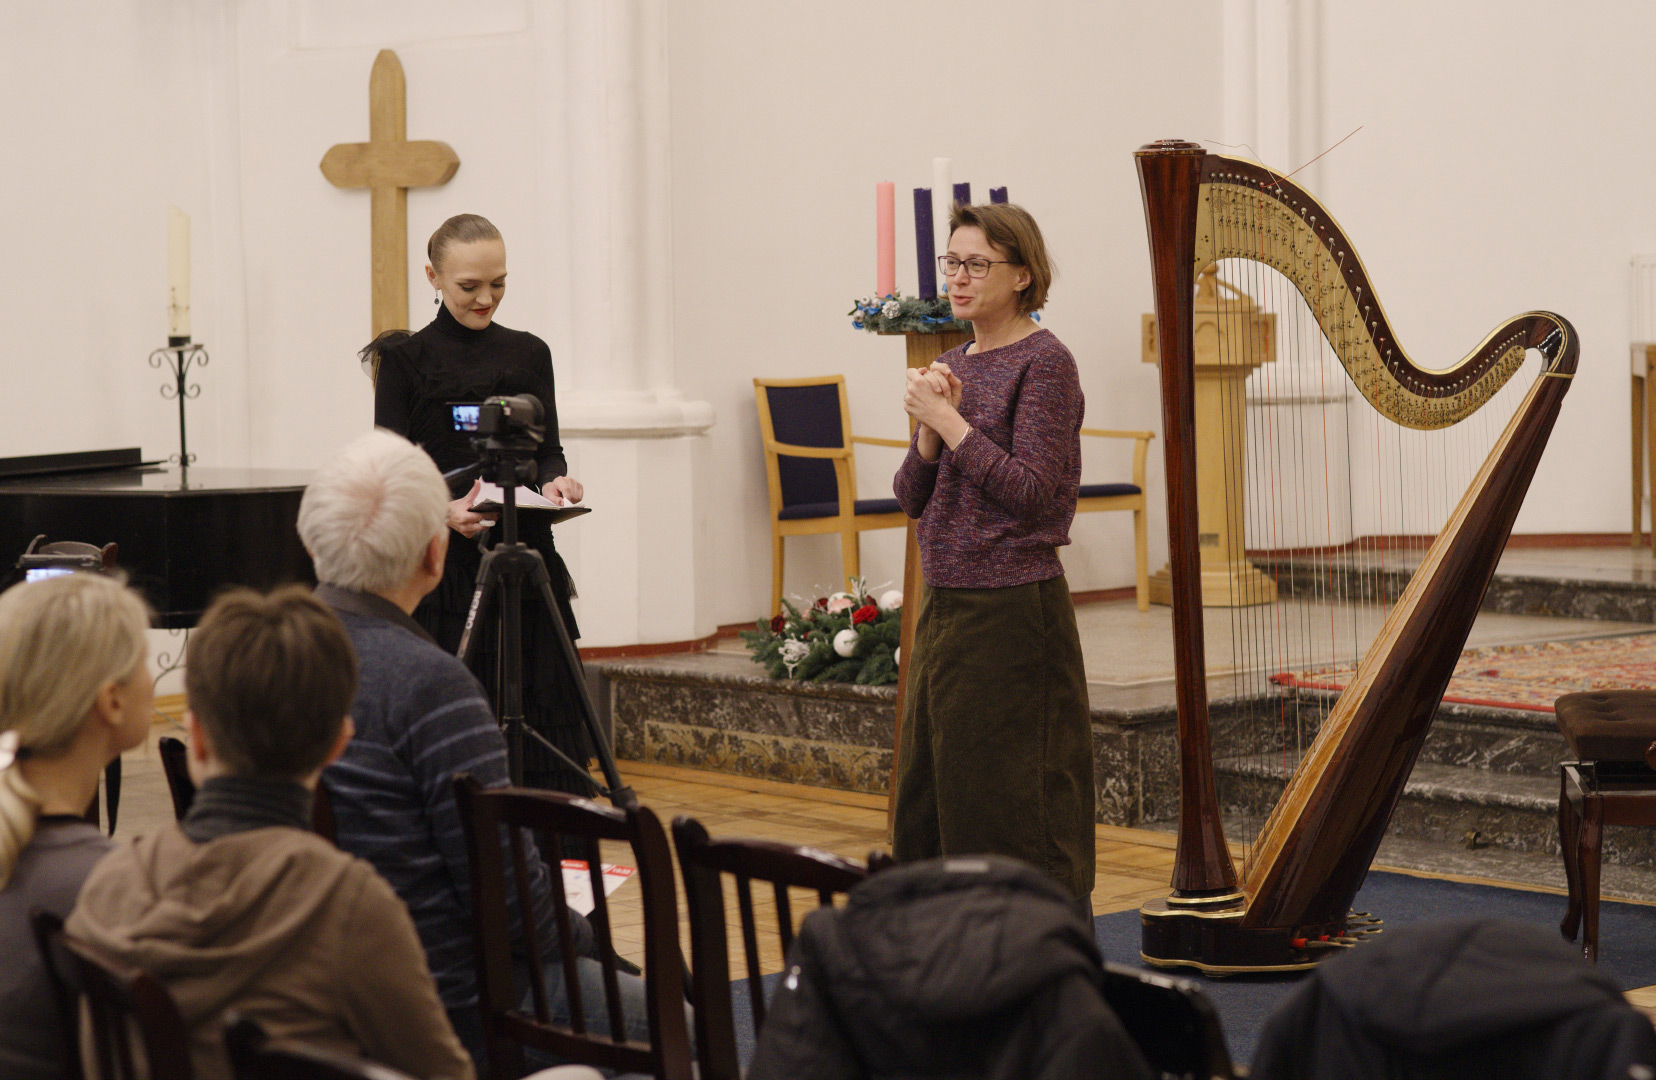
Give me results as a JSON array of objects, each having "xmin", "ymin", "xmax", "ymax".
[
  {"xmin": 7, "ymin": 1, "xmax": 1652, "ymax": 649},
  {"xmin": 665, "ymin": 0, "xmax": 1224, "ymax": 620},
  {"xmin": 1306, "ymin": 0, "xmax": 1656, "ymax": 538}
]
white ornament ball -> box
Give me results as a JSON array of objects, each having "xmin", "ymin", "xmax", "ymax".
[
  {"xmin": 833, "ymin": 628, "xmax": 859, "ymax": 658},
  {"xmin": 878, "ymin": 589, "xmax": 904, "ymax": 612},
  {"xmin": 893, "ymin": 646, "xmax": 900, "ymax": 667}
]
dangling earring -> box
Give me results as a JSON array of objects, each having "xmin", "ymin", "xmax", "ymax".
[{"xmin": 434, "ymin": 292, "xmax": 440, "ymax": 306}]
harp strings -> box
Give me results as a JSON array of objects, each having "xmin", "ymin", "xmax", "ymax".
[{"xmin": 1205, "ymin": 182, "xmax": 1532, "ymax": 879}]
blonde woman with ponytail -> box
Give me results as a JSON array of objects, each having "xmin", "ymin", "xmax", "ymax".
[{"xmin": 0, "ymin": 573, "xmax": 153, "ymax": 1080}]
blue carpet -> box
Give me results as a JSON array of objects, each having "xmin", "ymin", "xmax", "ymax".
[
  {"xmin": 1095, "ymin": 870, "xmax": 1656, "ymax": 1066},
  {"xmin": 729, "ymin": 872, "xmax": 1656, "ymax": 1070}
]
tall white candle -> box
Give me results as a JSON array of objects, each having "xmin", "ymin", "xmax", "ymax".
[
  {"xmin": 931, "ymin": 157, "xmax": 952, "ymax": 290},
  {"xmin": 167, "ymin": 206, "xmax": 190, "ymax": 341}
]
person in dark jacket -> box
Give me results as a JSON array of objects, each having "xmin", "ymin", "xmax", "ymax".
[
  {"xmin": 748, "ymin": 855, "xmax": 1152, "ymax": 1080},
  {"xmin": 1250, "ymin": 916, "xmax": 1656, "ymax": 1080}
]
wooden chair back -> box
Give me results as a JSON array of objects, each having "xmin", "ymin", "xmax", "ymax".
[
  {"xmin": 752, "ymin": 376, "xmax": 856, "ymax": 520},
  {"xmin": 57, "ymin": 925, "xmax": 194, "ymax": 1080},
  {"xmin": 1100, "ymin": 962, "xmax": 1235, "ymax": 1080},
  {"xmin": 223, "ymin": 1013, "xmax": 414, "ymax": 1080},
  {"xmin": 30, "ymin": 910, "xmax": 86, "ymax": 1080},
  {"xmin": 158, "ymin": 736, "xmax": 195, "ymax": 820},
  {"xmin": 452, "ymin": 774, "xmax": 692, "ymax": 1080},
  {"xmin": 670, "ymin": 815, "xmax": 886, "ymax": 1080},
  {"xmin": 157, "ymin": 735, "xmax": 336, "ymax": 842}
]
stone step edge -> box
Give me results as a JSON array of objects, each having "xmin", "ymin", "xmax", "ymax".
[{"xmin": 1215, "ymin": 755, "xmax": 1559, "ymax": 813}]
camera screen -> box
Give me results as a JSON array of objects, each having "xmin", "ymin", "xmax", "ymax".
[
  {"xmin": 451, "ymin": 403, "xmax": 480, "ymax": 433},
  {"xmin": 25, "ymin": 567, "xmax": 75, "ymax": 583}
]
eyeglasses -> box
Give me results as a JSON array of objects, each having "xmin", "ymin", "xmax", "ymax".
[{"xmin": 937, "ymin": 255, "xmax": 1013, "ymax": 279}]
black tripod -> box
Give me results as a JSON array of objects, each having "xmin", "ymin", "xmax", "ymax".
[{"xmin": 448, "ymin": 423, "xmax": 635, "ymax": 812}]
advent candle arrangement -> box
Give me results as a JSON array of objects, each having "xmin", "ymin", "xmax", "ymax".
[{"xmin": 867, "ymin": 172, "xmax": 1009, "ymax": 303}]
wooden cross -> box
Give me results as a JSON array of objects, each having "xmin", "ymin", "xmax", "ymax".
[{"xmin": 320, "ymin": 49, "xmax": 460, "ymax": 338}]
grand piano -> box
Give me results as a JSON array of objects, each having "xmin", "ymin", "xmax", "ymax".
[{"xmin": 0, "ymin": 448, "xmax": 315, "ymax": 626}]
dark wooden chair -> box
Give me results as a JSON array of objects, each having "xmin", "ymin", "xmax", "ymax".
[
  {"xmin": 1101, "ymin": 962, "xmax": 1235, "ymax": 1080},
  {"xmin": 55, "ymin": 921, "xmax": 194, "ymax": 1080},
  {"xmin": 1556, "ymin": 690, "xmax": 1656, "ymax": 962},
  {"xmin": 669, "ymin": 815, "xmax": 890, "ymax": 1080},
  {"xmin": 158, "ymin": 735, "xmax": 337, "ymax": 843},
  {"xmin": 31, "ymin": 910, "xmax": 86, "ymax": 1080},
  {"xmin": 223, "ymin": 1014, "xmax": 413, "ymax": 1080},
  {"xmin": 158, "ymin": 735, "xmax": 195, "ymax": 821},
  {"xmin": 452, "ymin": 774, "xmax": 692, "ymax": 1080}
]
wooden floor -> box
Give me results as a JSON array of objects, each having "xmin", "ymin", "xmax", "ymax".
[{"xmin": 598, "ymin": 759, "xmax": 1180, "ymax": 973}]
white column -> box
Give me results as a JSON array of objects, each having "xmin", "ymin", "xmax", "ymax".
[{"xmin": 550, "ymin": 0, "xmax": 715, "ymax": 647}]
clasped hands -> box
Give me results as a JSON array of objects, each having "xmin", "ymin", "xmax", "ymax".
[
  {"xmin": 905, "ymin": 362, "xmax": 966, "ymax": 462},
  {"xmin": 447, "ymin": 475, "xmax": 586, "ymax": 539}
]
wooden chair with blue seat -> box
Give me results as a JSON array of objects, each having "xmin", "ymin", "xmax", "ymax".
[
  {"xmin": 1076, "ymin": 427, "xmax": 1155, "ymax": 612},
  {"xmin": 754, "ymin": 376, "xmax": 908, "ymax": 616}
]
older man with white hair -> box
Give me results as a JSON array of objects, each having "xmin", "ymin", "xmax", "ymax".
[{"xmin": 298, "ymin": 429, "xmax": 648, "ymax": 1076}]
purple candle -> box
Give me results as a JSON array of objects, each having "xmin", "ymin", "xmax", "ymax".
[
  {"xmin": 953, "ymin": 181, "xmax": 971, "ymax": 207},
  {"xmin": 914, "ymin": 187, "xmax": 936, "ymax": 300},
  {"xmin": 989, "ymin": 186, "xmax": 1008, "ymax": 204}
]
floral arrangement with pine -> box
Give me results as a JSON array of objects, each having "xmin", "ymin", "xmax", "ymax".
[
  {"xmin": 848, "ymin": 292, "xmax": 970, "ymax": 334},
  {"xmin": 741, "ymin": 580, "xmax": 904, "ymax": 685}
]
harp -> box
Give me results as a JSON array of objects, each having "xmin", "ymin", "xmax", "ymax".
[{"xmin": 1135, "ymin": 140, "xmax": 1577, "ymax": 972}]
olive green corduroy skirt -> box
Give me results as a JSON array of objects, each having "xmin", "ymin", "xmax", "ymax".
[{"xmin": 893, "ymin": 575, "xmax": 1096, "ymax": 899}]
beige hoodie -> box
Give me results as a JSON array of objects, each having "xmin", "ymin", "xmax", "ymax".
[{"xmin": 67, "ymin": 823, "xmax": 473, "ymax": 1080}]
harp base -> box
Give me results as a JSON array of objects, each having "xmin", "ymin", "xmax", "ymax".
[{"xmin": 1140, "ymin": 896, "xmax": 1348, "ymax": 975}]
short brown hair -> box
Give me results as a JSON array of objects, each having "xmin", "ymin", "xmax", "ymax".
[
  {"xmin": 185, "ymin": 587, "xmax": 357, "ymax": 780},
  {"xmin": 427, "ymin": 213, "xmax": 501, "ymax": 273},
  {"xmin": 948, "ymin": 203, "xmax": 1054, "ymax": 314}
]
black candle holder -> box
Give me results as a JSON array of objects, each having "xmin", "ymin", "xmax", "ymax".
[{"xmin": 148, "ymin": 336, "xmax": 208, "ymax": 466}]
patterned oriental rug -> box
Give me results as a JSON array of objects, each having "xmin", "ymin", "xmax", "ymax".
[{"xmin": 1275, "ymin": 633, "xmax": 1656, "ymax": 713}]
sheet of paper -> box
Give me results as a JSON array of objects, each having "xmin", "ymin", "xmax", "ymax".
[
  {"xmin": 559, "ymin": 860, "xmax": 636, "ymax": 916},
  {"xmin": 473, "ymin": 481, "xmax": 565, "ymax": 511}
]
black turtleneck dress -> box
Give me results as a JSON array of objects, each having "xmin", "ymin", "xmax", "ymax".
[{"xmin": 373, "ymin": 304, "xmax": 589, "ymax": 794}]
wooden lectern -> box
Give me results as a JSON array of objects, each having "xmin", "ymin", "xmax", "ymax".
[{"xmin": 1141, "ymin": 265, "xmax": 1277, "ymax": 607}]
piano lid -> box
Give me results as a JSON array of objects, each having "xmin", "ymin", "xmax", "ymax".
[{"xmin": 0, "ymin": 464, "xmax": 316, "ymax": 628}]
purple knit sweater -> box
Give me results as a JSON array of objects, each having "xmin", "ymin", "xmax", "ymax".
[{"xmin": 893, "ymin": 329, "xmax": 1083, "ymax": 589}]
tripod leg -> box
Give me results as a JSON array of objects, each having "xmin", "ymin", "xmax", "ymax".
[
  {"xmin": 458, "ymin": 555, "xmax": 500, "ymax": 667},
  {"xmin": 529, "ymin": 561, "xmax": 635, "ymax": 811}
]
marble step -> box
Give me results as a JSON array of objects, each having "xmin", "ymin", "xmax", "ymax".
[
  {"xmin": 1263, "ymin": 556, "xmax": 1656, "ymax": 624},
  {"xmin": 1229, "ymin": 688, "xmax": 1570, "ymax": 780},
  {"xmin": 1213, "ymin": 754, "xmax": 1656, "ymax": 869}
]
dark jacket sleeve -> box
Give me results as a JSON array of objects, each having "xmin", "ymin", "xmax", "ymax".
[
  {"xmin": 747, "ymin": 921, "xmax": 865, "ymax": 1080},
  {"xmin": 373, "ymin": 342, "xmax": 417, "ymax": 437},
  {"xmin": 528, "ymin": 338, "xmax": 569, "ymax": 485},
  {"xmin": 401, "ymin": 665, "xmax": 594, "ymax": 961}
]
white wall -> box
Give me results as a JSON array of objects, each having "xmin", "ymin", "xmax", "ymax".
[
  {"xmin": 1307, "ymin": 1, "xmax": 1656, "ymax": 535},
  {"xmin": 668, "ymin": 0, "xmax": 1222, "ymax": 619},
  {"xmin": 14, "ymin": 0, "xmax": 1638, "ymax": 647}
]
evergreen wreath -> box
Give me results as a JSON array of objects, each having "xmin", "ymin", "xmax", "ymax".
[
  {"xmin": 847, "ymin": 292, "xmax": 970, "ymax": 335},
  {"xmin": 740, "ymin": 580, "xmax": 902, "ymax": 686}
]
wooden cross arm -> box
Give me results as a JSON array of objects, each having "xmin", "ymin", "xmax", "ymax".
[
  {"xmin": 320, "ymin": 141, "xmax": 460, "ymax": 189},
  {"xmin": 851, "ymin": 436, "xmax": 910, "ymax": 449}
]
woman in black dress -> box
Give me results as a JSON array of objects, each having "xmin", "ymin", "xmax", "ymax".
[{"xmin": 366, "ymin": 213, "xmax": 590, "ymax": 794}]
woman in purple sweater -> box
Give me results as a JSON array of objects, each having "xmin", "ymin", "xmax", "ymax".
[{"xmin": 892, "ymin": 202, "xmax": 1094, "ymax": 901}]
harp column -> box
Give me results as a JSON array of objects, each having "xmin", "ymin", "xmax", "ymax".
[{"xmin": 1142, "ymin": 265, "xmax": 1278, "ymax": 607}]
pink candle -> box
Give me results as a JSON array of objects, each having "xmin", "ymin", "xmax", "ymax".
[{"xmin": 875, "ymin": 182, "xmax": 896, "ymax": 298}]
